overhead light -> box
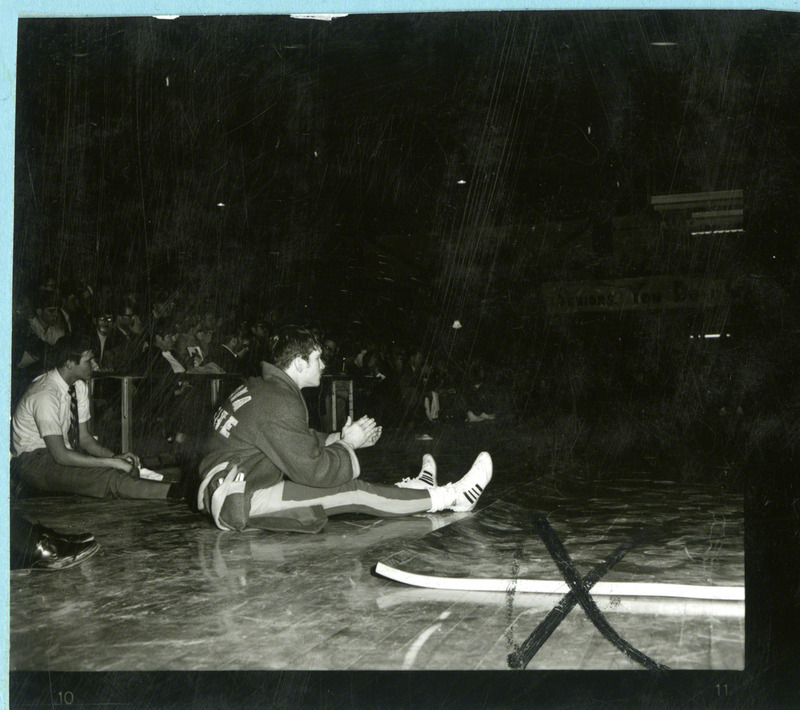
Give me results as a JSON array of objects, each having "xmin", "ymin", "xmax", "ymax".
[
  {"xmin": 290, "ymin": 14, "xmax": 348, "ymax": 21},
  {"xmin": 457, "ymin": 180, "xmax": 467, "ymax": 185},
  {"xmin": 690, "ymin": 228, "xmax": 744, "ymax": 235},
  {"xmin": 216, "ymin": 202, "xmax": 225, "ymax": 207},
  {"xmin": 153, "ymin": 15, "xmax": 180, "ymax": 20},
  {"xmin": 452, "ymin": 320, "xmax": 462, "ymax": 329},
  {"xmin": 650, "ymin": 41, "xmax": 677, "ymax": 47}
]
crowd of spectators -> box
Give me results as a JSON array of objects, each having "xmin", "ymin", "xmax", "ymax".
[
  {"xmin": 13, "ymin": 281, "xmax": 258, "ymax": 383},
  {"xmin": 306, "ymin": 335, "xmax": 498, "ymax": 436},
  {"xmin": 12, "ymin": 277, "xmax": 500, "ymax": 451}
]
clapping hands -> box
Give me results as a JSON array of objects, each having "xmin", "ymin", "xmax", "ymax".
[{"xmin": 341, "ymin": 415, "xmax": 383, "ymax": 449}]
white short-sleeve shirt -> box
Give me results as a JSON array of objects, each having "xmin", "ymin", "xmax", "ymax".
[{"xmin": 12, "ymin": 369, "xmax": 91, "ymax": 455}]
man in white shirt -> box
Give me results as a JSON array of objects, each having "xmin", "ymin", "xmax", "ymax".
[{"xmin": 12, "ymin": 335, "xmax": 181, "ymax": 500}]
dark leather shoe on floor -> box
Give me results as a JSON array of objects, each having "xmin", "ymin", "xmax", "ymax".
[
  {"xmin": 13, "ymin": 533, "xmax": 100, "ymax": 571},
  {"xmin": 34, "ymin": 523, "xmax": 95, "ymax": 544}
]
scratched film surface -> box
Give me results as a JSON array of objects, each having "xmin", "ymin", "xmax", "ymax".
[{"xmin": 12, "ymin": 9, "xmax": 796, "ymax": 679}]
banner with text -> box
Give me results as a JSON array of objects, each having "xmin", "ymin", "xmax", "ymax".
[{"xmin": 541, "ymin": 275, "xmax": 734, "ymax": 314}]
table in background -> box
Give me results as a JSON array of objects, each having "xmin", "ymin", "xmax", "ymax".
[
  {"xmin": 182, "ymin": 371, "xmax": 246, "ymax": 409},
  {"xmin": 89, "ymin": 371, "xmax": 245, "ymax": 452},
  {"xmin": 321, "ymin": 374, "xmax": 354, "ymax": 431},
  {"xmin": 88, "ymin": 374, "xmax": 145, "ymax": 452}
]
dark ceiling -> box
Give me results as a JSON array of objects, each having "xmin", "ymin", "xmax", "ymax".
[{"xmin": 13, "ymin": 11, "xmax": 800, "ymax": 341}]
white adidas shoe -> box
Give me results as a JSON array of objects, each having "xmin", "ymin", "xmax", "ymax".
[
  {"xmin": 396, "ymin": 454, "xmax": 437, "ymax": 489},
  {"xmin": 450, "ymin": 451, "xmax": 492, "ymax": 511},
  {"xmin": 429, "ymin": 452, "xmax": 493, "ymax": 512}
]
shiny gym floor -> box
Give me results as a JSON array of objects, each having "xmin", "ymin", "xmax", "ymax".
[{"xmin": 10, "ymin": 424, "xmax": 744, "ymax": 674}]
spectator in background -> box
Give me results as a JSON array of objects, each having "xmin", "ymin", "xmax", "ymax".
[
  {"xmin": 87, "ymin": 310, "xmax": 127, "ymax": 432},
  {"xmin": 12, "ymin": 294, "xmax": 46, "ymax": 410},
  {"xmin": 348, "ymin": 341, "xmax": 374, "ymax": 379},
  {"xmin": 146, "ymin": 317, "xmax": 219, "ymax": 446},
  {"xmin": 137, "ymin": 318, "xmax": 190, "ymax": 444},
  {"xmin": 459, "ymin": 359, "xmax": 498, "ymax": 423},
  {"xmin": 208, "ymin": 328, "xmax": 247, "ymax": 374},
  {"xmin": 320, "ymin": 336, "xmax": 352, "ymax": 430},
  {"xmin": 398, "ymin": 349, "xmax": 438, "ymax": 439},
  {"xmin": 390, "ymin": 346, "xmax": 406, "ymax": 379},
  {"xmin": 174, "ymin": 316, "xmax": 201, "ymax": 370},
  {"xmin": 322, "ymin": 338, "xmax": 340, "ymax": 372},
  {"xmin": 362, "ymin": 351, "xmax": 400, "ymax": 425},
  {"xmin": 145, "ymin": 318, "xmax": 186, "ymax": 376},
  {"xmin": 115, "ymin": 302, "xmax": 137, "ymax": 339},
  {"xmin": 201, "ymin": 310, "xmax": 221, "ymax": 332},
  {"xmin": 38, "ymin": 276, "xmax": 58, "ymax": 297},
  {"xmin": 37, "ymin": 277, "xmax": 59, "ymax": 317},
  {"xmin": 79, "ymin": 284, "xmax": 95, "ymax": 319},
  {"xmin": 151, "ymin": 292, "xmax": 177, "ymax": 320},
  {"xmin": 61, "ymin": 283, "xmax": 92, "ymax": 338},
  {"xmin": 29, "ymin": 294, "xmax": 67, "ymax": 347},
  {"xmin": 399, "ymin": 349, "xmax": 427, "ymax": 417},
  {"xmin": 13, "ymin": 294, "xmax": 45, "ymax": 372},
  {"xmin": 191, "ymin": 325, "xmax": 216, "ymax": 368},
  {"xmin": 243, "ymin": 319, "xmax": 269, "ymax": 376},
  {"xmin": 113, "ymin": 302, "xmax": 146, "ymax": 371},
  {"xmin": 89, "ymin": 312, "xmax": 126, "ymax": 372}
]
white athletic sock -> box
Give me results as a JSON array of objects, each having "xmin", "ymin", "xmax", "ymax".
[{"xmin": 427, "ymin": 484, "xmax": 456, "ymax": 513}]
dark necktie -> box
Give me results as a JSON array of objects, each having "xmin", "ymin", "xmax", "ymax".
[{"xmin": 67, "ymin": 384, "xmax": 80, "ymax": 450}]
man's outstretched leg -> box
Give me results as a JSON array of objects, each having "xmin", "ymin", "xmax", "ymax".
[
  {"xmin": 200, "ymin": 452, "xmax": 493, "ymax": 531},
  {"xmin": 254, "ymin": 451, "xmax": 492, "ymax": 518}
]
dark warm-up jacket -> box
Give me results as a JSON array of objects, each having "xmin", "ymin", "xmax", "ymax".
[{"xmin": 199, "ymin": 363, "xmax": 359, "ymax": 504}]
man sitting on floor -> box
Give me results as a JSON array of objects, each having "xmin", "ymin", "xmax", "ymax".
[
  {"xmin": 197, "ymin": 325, "xmax": 493, "ymax": 533},
  {"xmin": 11, "ymin": 334, "xmax": 181, "ymax": 500}
]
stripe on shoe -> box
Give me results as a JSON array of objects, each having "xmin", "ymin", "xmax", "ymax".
[{"xmin": 465, "ymin": 484, "xmax": 483, "ymax": 503}]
